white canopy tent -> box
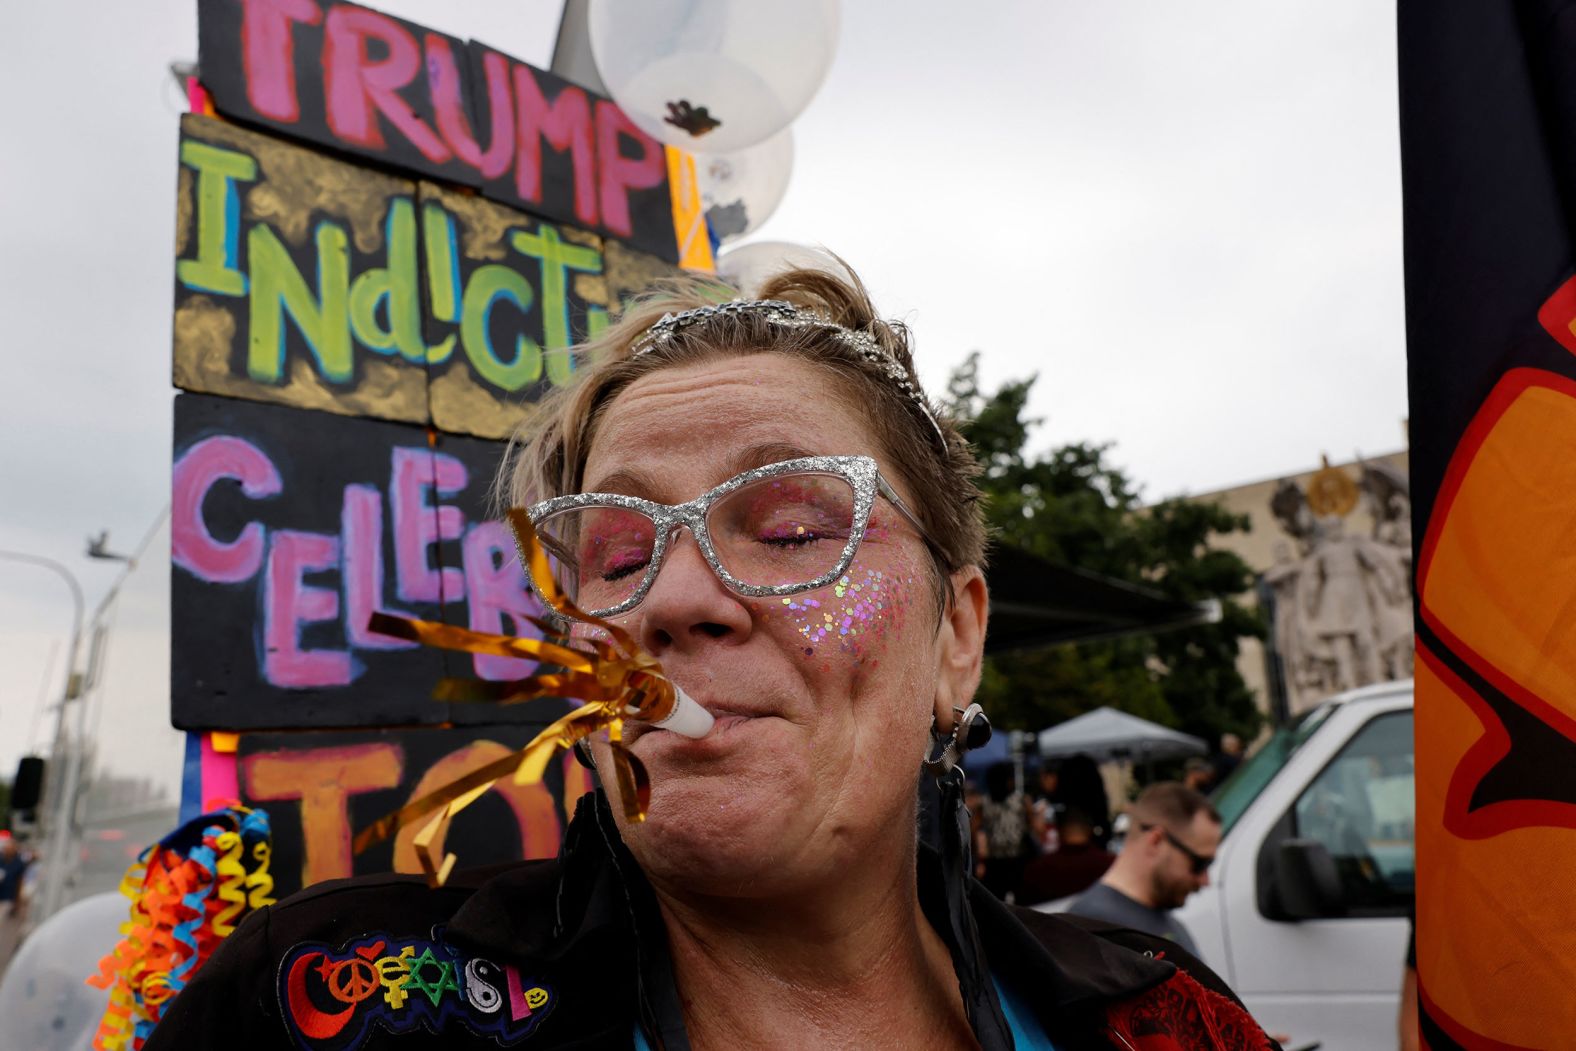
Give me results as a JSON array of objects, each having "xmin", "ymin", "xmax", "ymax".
[{"xmin": 1036, "ymin": 707, "xmax": 1208, "ymax": 763}]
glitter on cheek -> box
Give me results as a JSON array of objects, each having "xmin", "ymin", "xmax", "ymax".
[{"xmin": 771, "ymin": 564, "xmax": 911, "ymax": 660}]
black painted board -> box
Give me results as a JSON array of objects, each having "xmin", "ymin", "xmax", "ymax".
[
  {"xmin": 417, "ymin": 180, "xmax": 609, "ymax": 441},
  {"xmin": 172, "ymin": 393, "xmax": 470, "ymax": 729},
  {"xmin": 196, "ymin": 0, "xmax": 681, "ymax": 262},
  {"xmin": 173, "ymin": 114, "xmax": 431, "ymax": 424},
  {"xmin": 237, "ymin": 720, "xmax": 591, "ymax": 898},
  {"xmin": 462, "ymin": 40, "xmax": 680, "ymax": 262},
  {"xmin": 197, "ymin": 0, "xmax": 481, "ymax": 191},
  {"xmin": 426, "ymin": 431, "xmax": 564, "ymax": 726}
]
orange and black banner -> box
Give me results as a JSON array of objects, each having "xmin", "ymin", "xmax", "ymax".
[{"xmin": 1401, "ymin": 2, "xmax": 1576, "ymax": 1044}]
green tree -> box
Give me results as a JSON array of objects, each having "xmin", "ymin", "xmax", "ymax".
[{"xmin": 946, "ymin": 353, "xmax": 1264, "ymax": 745}]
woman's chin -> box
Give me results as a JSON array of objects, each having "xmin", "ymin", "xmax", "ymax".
[{"xmin": 622, "ymin": 782, "xmax": 809, "ymax": 892}]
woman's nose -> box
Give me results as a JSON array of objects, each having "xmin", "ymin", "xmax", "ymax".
[{"xmin": 634, "ymin": 527, "xmax": 752, "ymax": 655}]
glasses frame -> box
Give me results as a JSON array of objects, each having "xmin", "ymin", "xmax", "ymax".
[
  {"xmin": 526, "ymin": 455, "xmax": 930, "ymax": 620},
  {"xmin": 1140, "ymin": 822, "xmax": 1215, "ymax": 875}
]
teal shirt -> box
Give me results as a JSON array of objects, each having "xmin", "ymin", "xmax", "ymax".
[
  {"xmin": 632, "ymin": 973, "xmax": 1058, "ymax": 1050},
  {"xmin": 992, "ymin": 973, "xmax": 1060, "ymax": 1050}
]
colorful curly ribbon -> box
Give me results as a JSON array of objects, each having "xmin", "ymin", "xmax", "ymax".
[
  {"xmin": 87, "ymin": 805, "xmax": 276, "ymax": 1051},
  {"xmin": 352, "ymin": 509, "xmax": 692, "ymax": 886}
]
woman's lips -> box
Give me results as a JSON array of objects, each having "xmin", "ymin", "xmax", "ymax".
[{"xmin": 627, "ymin": 708, "xmax": 767, "ymax": 754}]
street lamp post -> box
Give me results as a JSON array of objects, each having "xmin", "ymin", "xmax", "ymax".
[
  {"xmin": 1, "ymin": 511, "xmax": 170, "ymax": 921},
  {"xmin": 0, "ymin": 550, "xmax": 85, "ymax": 921}
]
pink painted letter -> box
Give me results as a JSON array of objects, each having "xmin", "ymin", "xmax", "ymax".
[
  {"xmin": 239, "ymin": 0, "xmax": 323, "ymax": 122},
  {"xmin": 172, "ymin": 435, "xmax": 281, "ymax": 584},
  {"xmin": 462, "ymin": 521, "xmax": 543, "ymax": 679},
  {"xmin": 596, "ymin": 99, "xmax": 665, "ymax": 239},
  {"xmin": 322, "ymin": 6, "xmax": 450, "ymax": 162},
  {"xmin": 342, "ymin": 484, "xmax": 416, "ymax": 650},
  {"xmin": 390, "ymin": 448, "xmax": 467, "ymax": 604},
  {"xmin": 264, "ymin": 530, "xmax": 352, "ymax": 688}
]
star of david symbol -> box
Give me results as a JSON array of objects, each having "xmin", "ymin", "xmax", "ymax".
[{"xmin": 404, "ymin": 946, "xmax": 460, "ymax": 1007}]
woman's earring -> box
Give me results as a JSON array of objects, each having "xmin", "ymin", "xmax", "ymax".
[{"xmin": 922, "ymin": 702, "xmax": 991, "ymax": 777}]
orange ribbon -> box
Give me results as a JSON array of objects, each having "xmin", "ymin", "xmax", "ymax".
[{"xmin": 353, "ymin": 509, "xmax": 684, "ymax": 886}]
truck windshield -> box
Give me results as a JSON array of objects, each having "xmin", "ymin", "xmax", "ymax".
[{"xmin": 1213, "ymin": 704, "xmax": 1335, "ymax": 834}]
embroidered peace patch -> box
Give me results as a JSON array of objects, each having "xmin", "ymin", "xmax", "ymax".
[{"xmin": 277, "ymin": 929, "xmax": 554, "ymax": 1049}]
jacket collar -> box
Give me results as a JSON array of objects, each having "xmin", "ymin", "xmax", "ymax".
[{"xmin": 446, "ymin": 791, "xmax": 1174, "ymax": 1046}]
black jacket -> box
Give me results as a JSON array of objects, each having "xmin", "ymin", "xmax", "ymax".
[{"xmin": 145, "ymin": 792, "xmax": 1272, "ymax": 1050}]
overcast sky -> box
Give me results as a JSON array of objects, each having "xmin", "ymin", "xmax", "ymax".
[{"xmin": 0, "ymin": 0, "xmax": 1404, "ymax": 784}]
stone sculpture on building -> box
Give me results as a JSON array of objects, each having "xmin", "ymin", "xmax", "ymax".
[{"xmin": 1264, "ymin": 457, "xmax": 1414, "ymax": 713}]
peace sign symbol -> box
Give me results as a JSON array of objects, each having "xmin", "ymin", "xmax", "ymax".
[{"xmin": 327, "ymin": 957, "xmax": 380, "ymax": 1005}]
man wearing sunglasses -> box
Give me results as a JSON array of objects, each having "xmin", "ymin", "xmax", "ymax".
[{"xmin": 1066, "ymin": 782, "xmax": 1221, "ymax": 957}]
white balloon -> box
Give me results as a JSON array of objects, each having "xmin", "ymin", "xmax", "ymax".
[
  {"xmin": 715, "ymin": 241, "xmax": 849, "ymax": 297},
  {"xmin": 699, "ymin": 128, "xmax": 794, "ymax": 245},
  {"xmin": 0, "ymin": 892, "xmax": 123, "ymax": 1050},
  {"xmin": 589, "ymin": 0, "xmax": 840, "ymax": 154}
]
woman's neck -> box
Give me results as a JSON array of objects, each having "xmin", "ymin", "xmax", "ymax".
[{"xmin": 650, "ymin": 845, "xmax": 978, "ymax": 1051}]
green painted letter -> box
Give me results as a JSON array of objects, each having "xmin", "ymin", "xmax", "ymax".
[
  {"xmin": 508, "ymin": 224, "xmax": 602, "ymax": 385},
  {"xmin": 177, "ymin": 139, "xmax": 258, "ymax": 297},
  {"xmin": 460, "ymin": 265, "xmax": 541, "ymax": 392},
  {"xmin": 248, "ymin": 222, "xmax": 353, "ymax": 383},
  {"xmin": 348, "ymin": 197, "xmax": 427, "ymax": 362}
]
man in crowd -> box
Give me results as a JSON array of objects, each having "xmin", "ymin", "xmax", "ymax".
[
  {"xmin": 1018, "ymin": 808, "xmax": 1115, "ymax": 906},
  {"xmin": 1066, "ymin": 782, "xmax": 1220, "ymax": 956}
]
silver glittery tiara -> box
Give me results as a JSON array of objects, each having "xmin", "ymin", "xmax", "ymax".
[{"xmin": 630, "ymin": 299, "xmax": 948, "ymax": 450}]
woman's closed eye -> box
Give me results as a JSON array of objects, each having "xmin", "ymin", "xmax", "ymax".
[
  {"xmin": 757, "ymin": 525, "xmax": 838, "ymax": 547},
  {"xmin": 599, "ymin": 553, "xmax": 651, "ymax": 582},
  {"xmin": 753, "ymin": 520, "xmax": 849, "ymax": 548}
]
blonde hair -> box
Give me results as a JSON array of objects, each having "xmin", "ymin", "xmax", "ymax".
[{"xmin": 497, "ymin": 263, "xmax": 987, "ymax": 611}]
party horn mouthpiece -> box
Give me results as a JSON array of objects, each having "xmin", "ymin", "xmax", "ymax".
[{"xmin": 642, "ymin": 685, "xmax": 714, "ymax": 738}]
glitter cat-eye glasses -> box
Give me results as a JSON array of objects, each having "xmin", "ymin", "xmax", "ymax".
[{"xmin": 527, "ymin": 455, "xmax": 931, "ymax": 619}]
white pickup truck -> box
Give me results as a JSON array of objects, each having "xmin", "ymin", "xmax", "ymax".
[{"xmin": 1175, "ymin": 680, "xmax": 1414, "ymax": 1050}]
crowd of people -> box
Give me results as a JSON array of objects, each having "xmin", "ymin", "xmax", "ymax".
[{"xmin": 965, "ymin": 740, "xmax": 1242, "ymax": 957}]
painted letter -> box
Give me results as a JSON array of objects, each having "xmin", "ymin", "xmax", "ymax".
[
  {"xmin": 177, "ymin": 140, "xmax": 258, "ymax": 297},
  {"xmin": 264, "ymin": 530, "xmax": 352, "ymax": 688},
  {"xmin": 322, "ymin": 6, "xmax": 450, "ymax": 163},
  {"xmin": 595, "ymin": 100, "xmax": 666, "ymax": 240},
  {"xmin": 421, "ymin": 201, "xmax": 460, "ymax": 364},
  {"xmin": 347, "ymin": 197, "xmax": 427, "ymax": 362},
  {"xmin": 248, "ymin": 221, "xmax": 352, "ymax": 383},
  {"xmin": 460, "ymin": 264, "xmax": 541, "ymax": 392},
  {"xmin": 238, "ymin": 0, "xmax": 323, "ymax": 122},
  {"xmin": 390, "ymin": 448, "xmax": 466, "ymax": 604},
  {"xmin": 508, "ymin": 225, "xmax": 601, "ymax": 384},
  {"xmin": 461, "ymin": 521, "xmax": 542, "ymax": 679},
  {"xmin": 513, "ymin": 66, "xmax": 597, "ymax": 227},
  {"xmin": 342, "ymin": 485, "xmax": 417, "ymax": 650},
  {"xmin": 430, "ymin": 38, "xmax": 513, "ymax": 179},
  {"xmin": 242, "ymin": 743, "xmax": 402, "ymax": 885},
  {"xmin": 172, "ymin": 435, "xmax": 281, "ymax": 583},
  {"xmin": 423, "ymin": 201, "xmax": 461, "ymax": 326}
]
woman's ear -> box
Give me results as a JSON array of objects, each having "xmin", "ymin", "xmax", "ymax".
[{"xmin": 933, "ymin": 567, "xmax": 989, "ymax": 732}]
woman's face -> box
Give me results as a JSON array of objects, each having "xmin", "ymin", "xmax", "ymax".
[{"xmin": 579, "ymin": 353, "xmax": 980, "ymax": 897}]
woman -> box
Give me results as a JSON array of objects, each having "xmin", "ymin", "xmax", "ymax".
[{"xmin": 146, "ymin": 267, "xmax": 1274, "ymax": 1050}]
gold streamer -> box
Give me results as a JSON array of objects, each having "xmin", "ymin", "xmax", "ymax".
[{"xmin": 354, "ymin": 509, "xmax": 685, "ymax": 886}]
